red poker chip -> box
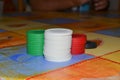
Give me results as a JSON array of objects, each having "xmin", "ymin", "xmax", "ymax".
[
  {"xmin": 71, "ymin": 45, "xmax": 85, "ymax": 48},
  {"xmin": 71, "ymin": 34, "xmax": 87, "ymax": 55},
  {"xmin": 72, "ymin": 43, "xmax": 85, "ymax": 46},
  {"xmin": 71, "ymin": 51, "xmax": 85, "ymax": 55},
  {"xmin": 71, "ymin": 49, "xmax": 85, "ymax": 55},
  {"xmin": 72, "ymin": 34, "xmax": 87, "ymax": 43},
  {"xmin": 72, "ymin": 41, "xmax": 86, "ymax": 44},
  {"xmin": 71, "ymin": 47, "xmax": 85, "ymax": 52},
  {"xmin": 71, "ymin": 47, "xmax": 85, "ymax": 49},
  {"xmin": 71, "ymin": 49, "xmax": 85, "ymax": 52},
  {"xmin": 71, "ymin": 47, "xmax": 85, "ymax": 51},
  {"xmin": 71, "ymin": 50, "xmax": 85, "ymax": 53}
]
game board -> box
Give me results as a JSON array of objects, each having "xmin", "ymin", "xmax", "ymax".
[{"xmin": 0, "ymin": 12, "xmax": 120, "ymax": 80}]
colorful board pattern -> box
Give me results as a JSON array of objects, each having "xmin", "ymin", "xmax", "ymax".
[{"xmin": 0, "ymin": 12, "xmax": 120, "ymax": 80}]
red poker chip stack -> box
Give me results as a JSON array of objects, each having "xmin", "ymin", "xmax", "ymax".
[{"xmin": 71, "ymin": 34, "xmax": 87, "ymax": 55}]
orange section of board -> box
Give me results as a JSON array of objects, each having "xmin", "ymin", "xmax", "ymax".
[
  {"xmin": 27, "ymin": 58, "xmax": 120, "ymax": 80},
  {"xmin": 0, "ymin": 31, "xmax": 26, "ymax": 48}
]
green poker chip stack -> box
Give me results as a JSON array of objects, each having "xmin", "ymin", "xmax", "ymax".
[{"xmin": 27, "ymin": 30, "xmax": 44, "ymax": 56}]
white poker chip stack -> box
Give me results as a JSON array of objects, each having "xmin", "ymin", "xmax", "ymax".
[{"xmin": 44, "ymin": 28, "xmax": 73, "ymax": 62}]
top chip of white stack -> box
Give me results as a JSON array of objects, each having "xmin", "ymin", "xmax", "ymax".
[{"xmin": 45, "ymin": 28, "xmax": 73, "ymax": 36}]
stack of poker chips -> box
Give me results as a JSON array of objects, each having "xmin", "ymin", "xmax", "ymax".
[
  {"xmin": 44, "ymin": 28, "xmax": 73, "ymax": 62},
  {"xmin": 71, "ymin": 34, "xmax": 87, "ymax": 55},
  {"xmin": 27, "ymin": 30, "xmax": 44, "ymax": 56}
]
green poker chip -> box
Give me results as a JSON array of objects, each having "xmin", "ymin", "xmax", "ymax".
[{"xmin": 26, "ymin": 30, "xmax": 45, "ymax": 56}]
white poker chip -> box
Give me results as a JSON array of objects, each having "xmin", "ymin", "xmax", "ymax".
[
  {"xmin": 44, "ymin": 54, "xmax": 72, "ymax": 62},
  {"xmin": 44, "ymin": 49, "xmax": 71, "ymax": 55},
  {"xmin": 45, "ymin": 35, "xmax": 72, "ymax": 41},
  {"xmin": 44, "ymin": 41, "xmax": 72, "ymax": 48},
  {"xmin": 45, "ymin": 28, "xmax": 73, "ymax": 36}
]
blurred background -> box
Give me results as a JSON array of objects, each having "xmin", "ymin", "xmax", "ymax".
[
  {"xmin": 109, "ymin": 0, "xmax": 120, "ymax": 11},
  {"xmin": 0, "ymin": 0, "xmax": 120, "ymax": 14}
]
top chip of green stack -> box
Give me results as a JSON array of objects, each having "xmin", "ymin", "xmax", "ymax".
[{"xmin": 27, "ymin": 30, "xmax": 44, "ymax": 37}]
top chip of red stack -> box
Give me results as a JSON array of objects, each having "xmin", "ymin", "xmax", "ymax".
[{"xmin": 72, "ymin": 34, "xmax": 87, "ymax": 44}]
